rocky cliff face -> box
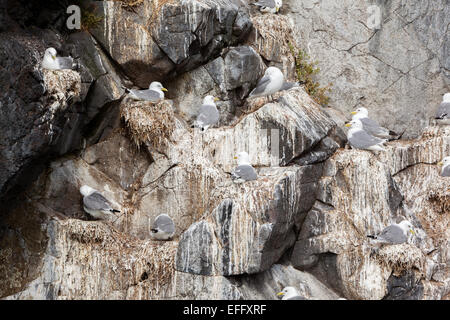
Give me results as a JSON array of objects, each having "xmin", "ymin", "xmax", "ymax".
[{"xmin": 0, "ymin": 0, "xmax": 448, "ymax": 300}]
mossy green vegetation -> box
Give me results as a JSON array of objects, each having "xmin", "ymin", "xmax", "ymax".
[{"xmin": 288, "ymin": 42, "xmax": 332, "ymax": 107}]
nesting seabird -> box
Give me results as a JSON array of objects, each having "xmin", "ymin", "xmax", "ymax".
[
  {"xmin": 367, "ymin": 220, "xmax": 415, "ymax": 245},
  {"xmin": 42, "ymin": 47, "xmax": 78, "ymax": 70},
  {"xmin": 126, "ymin": 81, "xmax": 168, "ymax": 102},
  {"xmin": 248, "ymin": 67, "xmax": 284, "ymax": 100},
  {"xmin": 277, "ymin": 287, "xmax": 307, "ymax": 300},
  {"xmin": 79, "ymin": 185, "xmax": 120, "ymax": 219},
  {"xmin": 150, "ymin": 214, "xmax": 175, "ymax": 240},
  {"xmin": 435, "ymin": 93, "xmax": 450, "ymax": 120},
  {"xmin": 231, "ymin": 152, "xmax": 258, "ymax": 183},
  {"xmin": 253, "ymin": 0, "xmax": 283, "ymax": 13},
  {"xmin": 438, "ymin": 156, "xmax": 450, "ymax": 177},
  {"xmin": 351, "ymin": 107, "xmax": 398, "ymax": 139},
  {"xmin": 194, "ymin": 95, "xmax": 220, "ymax": 131},
  {"xmin": 345, "ymin": 119, "xmax": 387, "ymax": 151}
]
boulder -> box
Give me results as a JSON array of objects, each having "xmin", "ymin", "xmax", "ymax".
[{"xmin": 90, "ymin": 0, "xmax": 252, "ymax": 87}]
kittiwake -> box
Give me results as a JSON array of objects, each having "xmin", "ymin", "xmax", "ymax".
[
  {"xmin": 150, "ymin": 214, "xmax": 175, "ymax": 240},
  {"xmin": 194, "ymin": 95, "xmax": 220, "ymax": 131},
  {"xmin": 345, "ymin": 119, "xmax": 387, "ymax": 151},
  {"xmin": 351, "ymin": 107, "xmax": 399, "ymax": 139},
  {"xmin": 277, "ymin": 287, "xmax": 307, "ymax": 300},
  {"xmin": 231, "ymin": 152, "xmax": 258, "ymax": 183},
  {"xmin": 79, "ymin": 185, "xmax": 120, "ymax": 219},
  {"xmin": 126, "ymin": 81, "xmax": 167, "ymax": 102},
  {"xmin": 248, "ymin": 66, "xmax": 284, "ymax": 100},
  {"xmin": 435, "ymin": 93, "xmax": 450, "ymax": 120},
  {"xmin": 42, "ymin": 47, "xmax": 78, "ymax": 70},
  {"xmin": 253, "ymin": 0, "xmax": 282, "ymax": 13},
  {"xmin": 438, "ymin": 156, "xmax": 450, "ymax": 177},
  {"xmin": 367, "ymin": 220, "xmax": 415, "ymax": 245},
  {"xmin": 280, "ymin": 81, "xmax": 301, "ymax": 91}
]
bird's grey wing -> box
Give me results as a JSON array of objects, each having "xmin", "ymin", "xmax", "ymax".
[
  {"xmin": 377, "ymin": 225, "xmax": 406, "ymax": 244},
  {"xmin": 435, "ymin": 102, "xmax": 450, "ymax": 119},
  {"xmin": 56, "ymin": 56, "xmax": 76, "ymax": 69},
  {"xmin": 83, "ymin": 192, "xmax": 112, "ymax": 211},
  {"xmin": 154, "ymin": 215, "xmax": 175, "ymax": 233},
  {"xmin": 286, "ymin": 296, "xmax": 307, "ymax": 300},
  {"xmin": 360, "ymin": 117, "xmax": 390, "ymax": 137},
  {"xmin": 442, "ymin": 165, "xmax": 450, "ymax": 177},
  {"xmin": 232, "ymin": 165, "xmax": 258, "ymax": 181},
  {"xmin": 280, "ymin": 81, "xmax": 300, "ymax": 91},
  {"xmin": 196, "ymin": 104, "xmax": 219, "ymax": 126},
  {"xmin": 249, "ymin": 75, "xmax": 272, "ymax": 96},
  {"xmin": 254, "ymin": 0, "xmax": 276, "ymax": 8},
  {"xmin": 349, "ymin": 130, "xmax": 385, "ymax": 149},
  {"xmin": 129, "ymin": 89, "xmax": 160, "ymax": 102}
]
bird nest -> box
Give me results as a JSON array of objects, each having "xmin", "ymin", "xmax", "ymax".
[
  {"xmin": 43, "ymin": 69, "xmax": 81, "ymax": 104},
  {"xmin": 120, "ymin": 100, "xmax": 175, "ymax": 151},
  {"xmin": 64, "ymin": 219, "xmax": 178, "ymax": 295},
  {"xmin": 375, "ymin": 243, "xmax": 424, "ymax": 276},
  {"xmin": 131, "ymin": 241, "xmax": 178, "ymax": 296}
]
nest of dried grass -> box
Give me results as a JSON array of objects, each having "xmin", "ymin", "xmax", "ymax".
[
  {"xmin": 67, "ymin": 220, "xmax": 121, "ymax": 246},
  {"xmin": 121, "ymin": 100, "xmax": 175, "ymax": 151},
  {"xmin": 376, "ymin": 243, "xmax": 424, "ymax": 276},
  {"xmin": 64, "ymin": 219, "xmax": 178, "ymax": 294},
  {"xmin": 111, "ymin": 0, "xmax": 144, "ymax": 9},
  {"xmin": 132, "ymin": 241, "xmax": 177, "ymax": 295},
  {"xmin": 43, "ymin": 69, "xmax": 81, "ymax": 103}
]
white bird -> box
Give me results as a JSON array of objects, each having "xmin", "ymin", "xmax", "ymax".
[
  {"xmin": 277, "ymin": 286, "xmax": 307, "ymax": 300},
  {"xmin": 42, "ymin": 47, "xmax": 78, "ymax": 70},
  {"xmin": 351, "ymin": 107, "xmax": 398, "ymax": 139},
  {"xmin": 126, "ymin": 81, "xmax": 168, "ymax": 102},
  {"xmin": 435, "ymin": 93, "xmax": 450, "ymax": 120},
  {"xmin": 367, "ymin": 220, "xmax": 415, "ymax": 245},
  {"xmin": 253, "ymin": 0, "xmax": 283, "ymax": 14},
  {"xmin": 248, "ymin": 67, "xmax": 284, "ymax": 100},
  {"xmin": 438, "ymin": 156, "xmax": 450, "ymax": 177},
  {"xmin": 79, "ymin": 185, "xmax": 120, "ymax": 219},
  {"xmin": 345, "ymin": 119, "xmax": 387, "ymax": 151},
  {"xmin": 194, "ymin": 95, "xmax": 220, "ymax": 131},
  {"xmin": 150, "ymin": 214, "xmax": 176, "ymax": 240},
  {"xmin": 231, "ymin": 152, "xmax": 258, "ymax": 183}
]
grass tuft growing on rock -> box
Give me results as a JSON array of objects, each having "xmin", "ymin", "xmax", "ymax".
[{"xmin": 288, "ymin": 43, "xmax": 332, "ymax": 107}]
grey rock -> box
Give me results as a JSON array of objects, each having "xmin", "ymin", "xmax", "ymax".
[
  {"xmin": 90, "ymin": 0, "xmax": 252, "ymax": 87},
  {"xmin": 234, "ymin": 263, "xmax": 340, "ymax": 300},
  {"xmin": 0, "ymin": 33, "xmax": 81, "ymax": 200},
  {"xmin": 383, "ymin": 271, "xmax": 424, "ymax": 300},
  {"xmin": 285, "ymin": 0, "xmax": 450, "ymax": 138}
]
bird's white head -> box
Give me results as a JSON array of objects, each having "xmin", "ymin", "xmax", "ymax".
[
  {"xmin": 398, "ymin": 220, "xmax": 415, "ymax": 236},
  {"xmin": 203, "ymin": 95, "xmax": 220, "ymax": 106},
  {"xmin": 45, "ymin": 47, "xmax": 57, "ymax": 60},
  {"xmin": 275, "ymin": 0, "xmax": 283, "ymax": 12},
  {"xmin": 351, "ymin": 107, "xmax": 369, "ymax": 119},
  {"xmin": 234, "ymin": 151, "xmax": 250, "ymax": 165},
  {"xmin": 345, "ymin": 119, "xmax": 363, "ymax": 130},
  {"xmin": 149, "ymin": 81, "xmax": 168, "ymax": 93},
  {"xmin": 265, "ymin": 66, "xmax": 283, "ymax": 78},
  {"xmin": 277, "ymin": 286, "xmax": 299, "ymax": 299},
  {"xmin": 80, "ymin": 185, "xmax": 96, "ymax": 197},
  {"xmin": 442, "ymin": 93, "xmax": 450, "ymax": 102},
  {"xmin": 438, "ymin": 156, "xmax": 450, "ymax": 167}
]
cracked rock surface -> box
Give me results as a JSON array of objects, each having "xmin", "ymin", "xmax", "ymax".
[{"xmin": 0, "ymin": 0, "xmax": 449, "ymax": 300}]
